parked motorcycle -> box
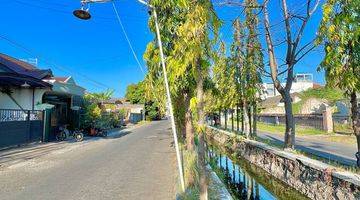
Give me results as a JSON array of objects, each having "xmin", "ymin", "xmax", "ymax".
[{"xmin": 56, "ymin": 125, "xmax": 84, "ymax": 142}]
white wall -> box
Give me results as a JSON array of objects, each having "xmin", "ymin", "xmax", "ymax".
[
  {"xmin": 263, "ymin": 82, "xmax": 313, "ymax": 98},
  {"xmin": 0, "ymin": 88, "xmax": 49, "ymax": 110}
]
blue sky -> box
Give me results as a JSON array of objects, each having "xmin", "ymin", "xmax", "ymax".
[{"xmin": 0, "ymin": 0, "xmax": 325, "ymax": 97}]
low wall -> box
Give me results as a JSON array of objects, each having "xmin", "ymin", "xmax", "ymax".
[{"xmin": 205, "ymin": 126, "xmax": 360, "ymax": 200}]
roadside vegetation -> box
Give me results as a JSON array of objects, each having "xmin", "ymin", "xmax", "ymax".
[
  {"xmin": 139, "ymin": 0, "xmax": 360, "ymax": 198},
  {"xmin": 81, "ymin": 90, "xmax": 125, "ymax": 132},
  {"xmin": 292, "ymin": 87, "xmax": 344, "ymax": 114}
]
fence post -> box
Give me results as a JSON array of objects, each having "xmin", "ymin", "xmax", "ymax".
[
  {"xmin": 275, "ymin": 116, "xmax": 280, "ymax": 125},
  {"xmin": 322, "ymin": 106, "xmax": 333, "ymax": 133},
  {"xmin": 27, "ymin": 110, "xmax": 31, "ymax": 142}
]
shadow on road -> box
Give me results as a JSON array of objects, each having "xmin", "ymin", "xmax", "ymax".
[{"xmin": 0, "ymin": 129, "xmax": 133, "ymax": 168}]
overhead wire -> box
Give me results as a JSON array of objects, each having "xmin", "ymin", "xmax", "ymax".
[
  {"xmin": 0, "ymin": 34, "xmax": 112, "ymax": 90},
  {"xmin": 112, "ymin": 2, "xmax": 145, "ymax": 75}
]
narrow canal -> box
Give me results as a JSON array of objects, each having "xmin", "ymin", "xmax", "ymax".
[{"xmin": 206, "ymin": 144, "xmax": 309, "ymax": 200}]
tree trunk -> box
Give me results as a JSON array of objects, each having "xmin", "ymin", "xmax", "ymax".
[
  {"xmin": 219, "ymin": 109, "xmax": 221, "ymax": 127},
  {"xmin": 185, "ymin": 92, "xmax": 194, "ymax": 151},
  {"xmin": 236, "ymin": 105, "xmax": 240, "ymax": 132},
  {"xmin": 350, "ymin": 91, "xmax": 360, "ymax": 167},
  {"xmin": 283, "ymin": 92, "xmax": 295, "ymax": 149},
  {"xmin": 243, "ymin": 100, "xmax": 250, "ymax": 138},
  {"xmin": 225, "ymin": 110, "xmax": 228, "ymax": 130},
  {"xmin": 241, "ymin": 105, "xmax": 244, "ymax": 133},
  {"xmin": 196, "ymin": 64, "xmax": 208, "ymax": 200},
  {"xmin": 231, "ymin": 110, "xmax": 234, "ymax": 132},
  {"xmin": 253, "ymin": 104, "xmax": 257, "ymax": 137},
  {"xmin": 249, "ymin": 106, "xmax": 253, "ymax": 137}
]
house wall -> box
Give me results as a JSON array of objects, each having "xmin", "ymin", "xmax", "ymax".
[
  {"xmin": 51, "ymin": 82, "xmax": 85, "ymax": 97},
  {"xmin": 0, "ymin": 88, "xmax": 49, "ymax": 110},
  {"xmin": 263, "ymin": 82, "xmax": 313, "ymax": 98}
]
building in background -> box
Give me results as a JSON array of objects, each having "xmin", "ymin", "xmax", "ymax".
[
  {"xmin": 103, "ymin": 98, "xmax": 145, "ymax": 124},
  {"xmin": 262, "ymin": 73, "xmax": 319, "ymax": 99}
]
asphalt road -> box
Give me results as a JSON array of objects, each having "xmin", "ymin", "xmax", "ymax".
[
  {"xmin": 218, "ymin": 123, "xmax": 357, "ymax": 166},
  {"xmin": 257, "ymin": 131, "xmax": 357, "ymax": 166},
  {"xmin": 0, "ymin": 120, "xmax": 176, "ymax": 200}
]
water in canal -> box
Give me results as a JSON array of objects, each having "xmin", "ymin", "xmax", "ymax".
[{"xmin": 206, "ymin": 145, "xmax": 309, "ymax": 200}]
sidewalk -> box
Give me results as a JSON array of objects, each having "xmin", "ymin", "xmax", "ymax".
[
  {"xmin": 0, "ymin": 126, "xmax": 134, "ymax": 169},
  {"xmin": 216, "ymin": 124, "xmax": 357, "ymax": 166}
]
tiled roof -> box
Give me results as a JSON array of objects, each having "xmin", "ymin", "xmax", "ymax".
[
  {"xmin": 53, "ymin": 77, "xmax": 69, "ymax": 83},
  {"xmin": 0, "ymin": 53, "xmax": 52, "ymax": 79}
]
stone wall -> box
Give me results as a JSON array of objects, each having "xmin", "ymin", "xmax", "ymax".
[{"xmin": 205, "ymin": 126, "xmax": 360, "ymax": 200}]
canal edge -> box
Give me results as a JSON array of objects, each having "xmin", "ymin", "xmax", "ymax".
[{"xmin": 207, "ymin": 165, "xmax": 234, "ymax": 200}]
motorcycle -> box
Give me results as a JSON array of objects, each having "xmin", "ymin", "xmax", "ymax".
[{"xmin": 56, "ymin": 125, "xmax": 84, "ymax": 142}]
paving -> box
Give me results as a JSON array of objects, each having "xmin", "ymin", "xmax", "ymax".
[{"xmin": 0, "ymin": 120, "xmax": 176, "ymax": 200}]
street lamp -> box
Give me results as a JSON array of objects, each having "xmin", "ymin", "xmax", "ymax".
[{"xmin": 73, "ymin": 0, "xmax": 186, "ymax": 192}]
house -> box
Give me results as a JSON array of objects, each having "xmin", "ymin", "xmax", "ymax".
[
  {"xmin": 0, "ymin": 53, "xmax": 86, "ymax": 148},
  {"xmin": 103, "ymin": 98, "xmax": 145, "ymax": 124},
  {"xmin": 262, "ymin": 73, "xmax": 317, "ymax": 99}
]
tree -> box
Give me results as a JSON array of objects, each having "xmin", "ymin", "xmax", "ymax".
[
  {"xmin": 125, "ymin": 80, "xmax": 163, "ymax": 120},
  {"xmin": 167, "ymin": 0, "xmax": 220, "ymax": 198},
  {"xmin": 230, "ymin": 19, "xmax": 250, "ymax": 137},
  {"xmin": 243, "ymin": 0, "xmax": 264, "ymax": 137},
  {"xmin": 262, "ymin": 0, "xmax": 320, "ymax": 149},
  {"xmin": 213, "ymin": 42, "xmax": 237, "ymax": 130},
  {"xmin": 317, "ymin": 0, "xmax": 360, "ymax": 166},
  {"xmin": 125, "ymin": 82, "xmax": 145, "ymax": 104}
]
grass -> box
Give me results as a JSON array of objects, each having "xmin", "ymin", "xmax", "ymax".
[
  {"xmin": 177, "ymin": 147, "xmax": 222, "ymax": 200},
  {"xmin": 333, "ymin": 122, "xmax": 353, "ymax": 134},
  {"xmin": 257, "ymin": 122, "xmax": 327, "ymax": 136},
  {"xmin": 291, "ymin": 87, "xmax": 344, "ymax": 114}
]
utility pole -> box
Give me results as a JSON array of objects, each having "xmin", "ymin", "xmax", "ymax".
[{"xmin": 73, "ymin": 0, "xmax": 186, "ymax": 192}]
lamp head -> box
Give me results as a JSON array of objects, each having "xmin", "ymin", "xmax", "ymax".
[{"xmin": 73, "ymin": 9, "xmax": 91, "ymax": 20}]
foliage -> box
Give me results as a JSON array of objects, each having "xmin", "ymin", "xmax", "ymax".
[
  {"xmin": 84, "ymin": 89, "xmax": 114, "ymax": 104},
  {"xmin": 125, "ymin": 80, "xmax": 163, "ymax": 120},
  {"xmin": 317, "ymin": 0, "xmax": 360, "ymax": 95},
  {"xmin": 125, "ymin": 82, "xmax": 146, "ymax": 104},
  {"xmin": 212, "ymin": 42, "xmax": 237, "ymax": 110}
]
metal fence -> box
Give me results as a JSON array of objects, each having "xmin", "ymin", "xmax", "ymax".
[
  {"xmin": 0, "ymin": 109, "xmax": 44, "ymax": 149},
  {"xmin": 0, "ymin": 109, "xmax": 43, "ymax": 122},
  {"xmin": 332, "ymin": 115, "xmax": 352, "ymax": 134},
  {"xmin": 257, "ymin": 114, "xmax": 324, "ymax": 130}
]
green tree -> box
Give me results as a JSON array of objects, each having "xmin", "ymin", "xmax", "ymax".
[
  {"xmin": 213, "ymin": 42, "xmax": 237, "ymax": 130},
  {"xmin": 125, "ymin": 80, "xmax": 163, "ymax": 120},
  {"xmin": 317, "ymin": 0, "xmax": 360, "ymax": 165},
  {"xmin": 125, "ymin": 82, "xmax": 145, "ymax": 104},
  {"xmin": 171, "ymin": 1, "xmax": 220, "ymax": 198},
  {"xmin": 243, "ymin": 0, "xmax": 264, "ymax": 137}
]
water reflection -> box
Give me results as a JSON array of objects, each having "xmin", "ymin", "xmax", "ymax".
[{"xmin": 206, "ymin": 144, "xmax": 306, "ymax": 200}]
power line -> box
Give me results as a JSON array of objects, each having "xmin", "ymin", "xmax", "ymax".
[
  {"xmin": 112, "ymin": 2, "xmax": 145, "ymax": 75},
  {"xmin": 0, "ymin": 34, "xmax": 112, "ymax": 90}
]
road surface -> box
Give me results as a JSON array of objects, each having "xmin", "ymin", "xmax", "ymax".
[
  {"xmin": 218, "ymin": 124, "xmax": 357, "ymax": 166},
  {"xmin": 0, "ymin": 120, "xmax": 176, "ymax": 200},
  {"xmin": 257, "ymin": 131, "xmax": 357, "ymax": 166}
]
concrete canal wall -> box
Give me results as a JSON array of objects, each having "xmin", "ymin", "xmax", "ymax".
[{"xmin": 206, "ymin": 126, "xmax": 360, "ymax": 200}]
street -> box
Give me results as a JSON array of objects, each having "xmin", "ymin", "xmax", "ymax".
[
  {"xmin": 0, "ymin": 120, "xmax": 176, "ymax": 200},
  {"xmin": 257, "ymin": 131, "xmax": 357, "ymax": 166},
  {"xmin": 218, "ymin": 123, "xmax": 357, "ymax": 166}
]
